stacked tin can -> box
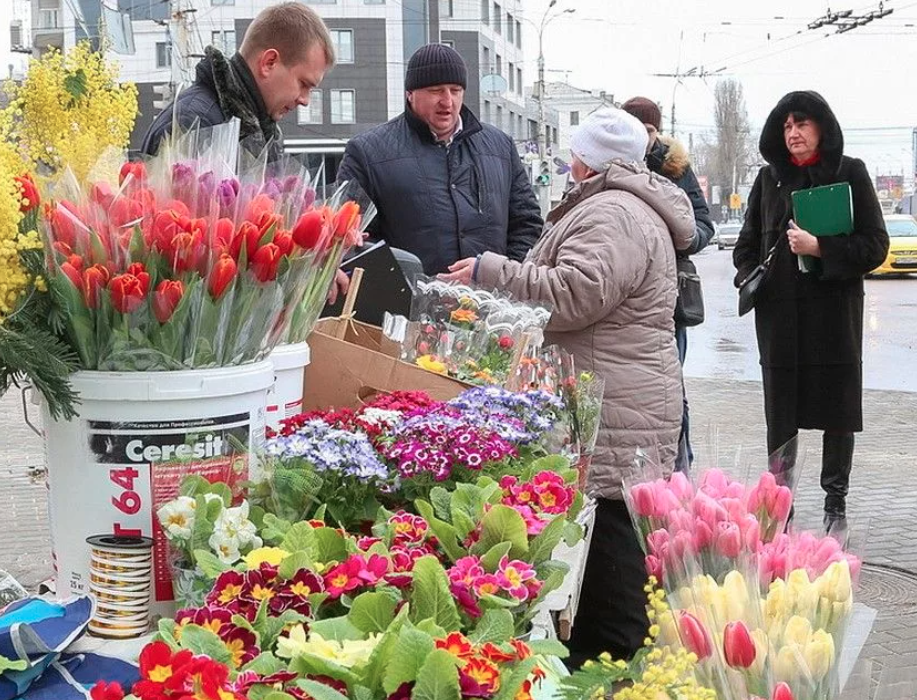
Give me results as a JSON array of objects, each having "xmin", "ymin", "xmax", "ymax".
[{"xmin": 86, "ymin": 534, "xmax": 154, "ymax": 639}]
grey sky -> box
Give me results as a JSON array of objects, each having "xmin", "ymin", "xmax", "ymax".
[{"xmin": 522, "ymin": 0, "xmax": 917, "ymax": 182}]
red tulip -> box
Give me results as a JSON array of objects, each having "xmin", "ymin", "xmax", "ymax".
[
  {"xmin": 126, "ymin": 262, "xmax": 146, "ymax": 278},
  {"xmin": 214, "ymin": 217, "xmax": 235, "ymax": 254},
  {"xmin": 251, "ymin": 243, "xmax": 282, "ymax": 283},
  {"xmin": 168, "ymin": 230, "xmax": 206, "ymax": 274},
  {"xmin": 723, "ymin": 621, "xmax": 756, "ymax": 668},
  {"xmin": 109, "ymin": 197, "xmax": 144, "ymax": 230},
  {"xmin": 15, "ymin": 173, "xmax": 40, "ymax": 212},
  {"xmin": 273, "ymin": 229, "xmax": 294, "ymax": 257},
  {"xmin": 715, "ymin": 521, "xmax": 743, "ymax": 558},
  {"xmin": 153, "ymin": 279, "xmax": 184, "ymax": 323},
  {"xmin": 67, "ymin": 253, "xmax": 84, "ymax": 270},
  {"xmin": 332, "ymin": 201, "xmax": 361, "ymax": 239},
  {"xmin": 119, "ymin": 161, "xmax": 146, "ymax": 187},
  {"xmin": 772, "ymin": 682, "xmax": 795, "ymax": 700},
  {"xmin": 49, "ymin": 201, "xmax": 83, "ymax": 249},
  {"xmin": 243, "ymin": 193, "xmax": 275, "ymax": 224},
  {"xmin": 60, "ymin": 261, "xmax": 82, "ymax": 289},
  {"xmin": 90, "ymin": 181, "xmax": 115, "ymax": 210},
  {"xmin": 161, "ymin": 198, "xmax": 191, "ymax": 218},
  {"xmin": 82, "ymin": 264, "xmax": 110, "ymax": 308},
  {"xmin": 109, "ymin": 272, "xmax": 149, "ymax": 313},
  {"xmin": 230, "ymin": 221, "xmax": 263, "ymax": 261},
  {"xmin": 209, "ymin": 254, "xmax": 237, "ymax": 300},
  {"xmin": 291, "ymin": 208, "xmax": 328, "ymax": 250},
  {"xmin": 678, "ymin": 612, "xmax": 712, "ymax": 660}
]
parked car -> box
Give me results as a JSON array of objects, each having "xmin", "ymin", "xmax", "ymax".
[
  {"xmin": 871, "ymin": 214, "xmax": 917, "ymax": 275},
  {"xmin": 717, "ymin": 222, "xmax": 742, "ymax": 250}
]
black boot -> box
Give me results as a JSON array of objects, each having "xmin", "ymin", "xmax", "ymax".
[{"xmin": 822, "ymin": 432, "xmax": 854, "ymax": 532}]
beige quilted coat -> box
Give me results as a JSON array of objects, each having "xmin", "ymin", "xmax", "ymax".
[{"xmin": 477, "ymin": 160, "xmax": 695, "ymax": 499}]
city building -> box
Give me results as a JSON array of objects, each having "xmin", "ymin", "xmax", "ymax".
[
  {"xmin": 3, "ymin": 0, "xmax": 31, "ymax": 81},
  {"xmin": 30, "ymin": 0, "xmax": 546, "ymax": 188}
]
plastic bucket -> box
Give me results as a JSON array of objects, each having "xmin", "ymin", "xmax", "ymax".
[
  {"xmin": 39, "ymin": 361, "xmax": 273, "ymax": 617},
  {"xmin": 265, "ymin": 342, "xmax": 310, "ymax": 430}
]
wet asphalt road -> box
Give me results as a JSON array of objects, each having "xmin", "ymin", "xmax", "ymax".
[{"xmin": 684, "ymin": 246, "xmax": 917, "ymax": 393}]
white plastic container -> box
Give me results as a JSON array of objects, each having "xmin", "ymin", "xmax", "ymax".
[
  {"xmin": 265, "ymin": 342, "xmax": 310, "ymax": 430},
  {"xmin": 39, "ymin": 362, "xmax": 273, "ymax": 616}
]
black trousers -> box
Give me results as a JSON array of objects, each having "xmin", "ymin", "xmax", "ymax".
[{"xmin": 567, "ymin": 498, "xmax": 649, "ymax": 669}]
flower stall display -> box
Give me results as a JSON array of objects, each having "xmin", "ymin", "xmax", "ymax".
[{"xmin": 398, "ymin": 278, "xmax": 551, "ymax": 386}]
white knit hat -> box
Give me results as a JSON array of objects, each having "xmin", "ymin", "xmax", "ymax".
[{"xmin": 570, "ymin": 107, "xmax": 649, "ymax": 172}]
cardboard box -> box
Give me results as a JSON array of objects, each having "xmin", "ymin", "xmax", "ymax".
[{"xmin": 303, "ymin": 318, "xmax": 471, "ymax": 410}]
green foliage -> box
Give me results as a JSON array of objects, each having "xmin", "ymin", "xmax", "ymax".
[{"xmin": 409, "ymin": 556, "xmax": 461, "ymax": 632}]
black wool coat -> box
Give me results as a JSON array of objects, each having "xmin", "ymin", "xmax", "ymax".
[{"xmin": 733, "ymin": 91, "xmax": 889, "ymax": 436}]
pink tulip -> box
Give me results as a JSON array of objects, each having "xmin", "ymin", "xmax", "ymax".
[
  {"xmin": 645, "ymin": 555, "xmax": 663, "ymax": 582},
  {"xmin": 699, "ymin": 468, "xmax": 730, "ymax": 498},
  {"xmin": 671, "ymin": 530, "xmax": 696, "ymax": 560},
  {"xmin": 769, "ymin": 486, "xmax": 794, "ymax": 522},
  {"xmin": 716, "ymin": 521, "xmax": 743, "ymax": 558},
  {"xmin": 772, "ymin": 682, "xmax": 795, "ymax": 700},
  {"xmin": 656, "ymin": 486, "xmax": 682, "ymax": 516},
  {"xmin": 668, "ymin": 471, "xmax": 694, "ymax": 502},
  {"xmin": 694, "ymin": 520, "xmax": 715, "ymax": 550},
  {"xmin": 678, "ymin": 612, "xmax": 713, "ymax": 660},
  {"xmin": 630, "ymin": 483, "xmax": 657, "ymax": 518},
  {"xmin": 743, "ymin": 518, "xmax": 762, "ymax": 552},
  {"xmin": 694, "ymin": 493, "xmax": 727, "ymax": 529},
  {"xmin": 668, "ymin": 509, "xmax": 695, "ymax": 535},
  {"xmin": 846, "ymin": 554, "xmax": 862, "ymax": 581},
  {"xmin": 722, "ymin": 497, "xmax": 748, "ymax": 523},
  {"xmin": 725, "ymin": 481, "xmax": 747, "ymax": 499},
  {"xmin": 647, "ymin": 529, "xmax": 671, "ymax": 556},
  {"xmin": 723, "ymin": 621, "xmax": 757, "ymax": 668}
]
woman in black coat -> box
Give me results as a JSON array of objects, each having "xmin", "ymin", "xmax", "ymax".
[{"xmin": 733, "ymin": 91, "xmax": 889, "ymax": 528}]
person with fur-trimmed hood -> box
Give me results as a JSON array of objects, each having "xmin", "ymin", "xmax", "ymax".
[{"xmin": 623, "ymin": 97, "xmax": 715, "ymax": 473}]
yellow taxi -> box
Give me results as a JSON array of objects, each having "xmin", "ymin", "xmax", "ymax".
[{"xmin": 872, "ymin": 214, "xmax": 917, "ymax": 275}]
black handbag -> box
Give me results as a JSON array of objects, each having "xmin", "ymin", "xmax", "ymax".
[
  {"xmin": 738, "ymin": 236, "xmax": 784, "ymax": 317},
  {"xmin": 674, "ymin": 257, "xmax": 704, "ymax": 327}
]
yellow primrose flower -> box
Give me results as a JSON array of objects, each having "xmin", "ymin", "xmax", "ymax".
[
  {"xmin": 276, "ymin": 625, "xmax": 381, "ymax": 668},
  {"xmin": 243, "ymin": 547, "xmax": 290, "ymax": 569}
]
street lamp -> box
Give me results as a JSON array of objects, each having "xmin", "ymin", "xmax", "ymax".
[{"xmin": 534, "ymin": 2, "xmax": 574, "ymax": 215}]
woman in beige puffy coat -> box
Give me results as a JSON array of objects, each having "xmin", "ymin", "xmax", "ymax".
[{"xmin": 444, "ymin": 107, "xmax": 694, "ymax": 665}]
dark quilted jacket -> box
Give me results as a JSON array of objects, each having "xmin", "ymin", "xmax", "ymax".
[
  {"xmin": 141, "ymin": 48, "xmax": 283, "ymax": 162},
  {"xmin": 337, "ymin": 105, "xmax": 542, "ymax": 274}
]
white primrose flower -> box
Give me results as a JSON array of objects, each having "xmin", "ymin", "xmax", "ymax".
[
  {"xmin": 213, "ymin": 500, "xmax": 261, "ymax": 549},
  {"xmin": 209, "ymin": 531, "xmax": 241, "ymax": 565},
  {"xmin": 156, "ymin": 496, "xmax": 196, "ymax": 540}
]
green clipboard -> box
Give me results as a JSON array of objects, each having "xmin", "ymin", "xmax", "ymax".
[{"xmin": 791, "ymin": 182, "xmax": 853, "ymax": 273}]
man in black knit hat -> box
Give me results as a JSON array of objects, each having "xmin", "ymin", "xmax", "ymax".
[{"xmin": 337, "ymin": 44, "xmax": 542, "ymax": 275}]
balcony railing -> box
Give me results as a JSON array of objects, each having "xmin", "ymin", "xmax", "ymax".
[{"xmin": 38, "ymin": 9, "xmax": 61, "ymax": 30}]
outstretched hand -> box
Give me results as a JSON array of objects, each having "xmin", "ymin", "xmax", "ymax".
[{"xmin": 438, "ymin": 257, "xmax": 477, "ymax": 284}]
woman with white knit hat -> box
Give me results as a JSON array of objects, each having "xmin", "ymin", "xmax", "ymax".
[{"xmin": 443, "ymin": 107, "xmax": 695, "ymax": 664}]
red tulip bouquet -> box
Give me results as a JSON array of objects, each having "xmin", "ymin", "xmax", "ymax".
[{"xmin": 41, "ymin": 128, "xmax": 373, "ymax": 370}]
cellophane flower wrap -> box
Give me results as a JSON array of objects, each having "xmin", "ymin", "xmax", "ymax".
[{"xmin": 40, "ymin": 118, "xmax": 374, "ymax": 370}]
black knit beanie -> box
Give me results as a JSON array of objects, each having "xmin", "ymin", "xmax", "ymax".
[
  {"xmin": 622, "ymin": 96, "xmax": 662, "ymax": 131},
  {"xmin": 405, "ymin": 44, "xmax": 467, "ymax": 91}
]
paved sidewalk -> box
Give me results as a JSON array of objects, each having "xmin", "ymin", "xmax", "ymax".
[{"xmin": 1, "ymin": 378, "xmax": 916, "ymax": 694}]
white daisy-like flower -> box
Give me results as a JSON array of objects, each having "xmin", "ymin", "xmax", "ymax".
[{"xmin": 156, "ymin": 496, "xmax": 196, "ymax": 540}]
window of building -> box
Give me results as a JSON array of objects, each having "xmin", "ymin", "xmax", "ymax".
[
  {"xmin": 10, "ymin": 21, "xmax": 22, "ymax": 47},
  {"xmin": 493, "ymin": 3, "xmax": 502, "ymax": 33},
  {"xmin": 506, "ymin": 13, "xmax": 513, "ymax": 43},
  {"xmin": 211, "ymin": 0, "xmax": 234, "ymax": 5},
  {"xmin": 364, "ymin": 0, "xmax": 385, "ymax": 4},
  {"xmin": 517, "ymin": 67, "xmax": 523, "ymax": 94},
  {"xmin": 297, "ymin": 90, "xmax": 323, "ymax": 125},
  {"xmin": 305, "ymin": 0, "xmax": 337, "ymax": 4},
  {"xmin": 331, "ymin": 89, "xmax": 355, "ymax": 124},
  {"xmin": 570, "ymin": 111, "xmax": 579, "ymax": 126},
  {"xmin": 482, "ymin": 46, "xmax": 491, "ymax": 72},
  {"xmin": 508, "ymin": 62, "xmax": 514, "ymax": 91},
  {"xmin": 517, "ymin": 114, "xmax": 524, "ymax": 138},
  {"xmin": 496, "ymin": 104, "xmax": 503, "ymax": 131},
  {"xmin": 155, "ymin": 41, "xmax": 171, "ymax": 68},
  {"xmin": 515, "ymin": 20, "xmax": 522, "ymax": 48},
  {"xmin": 496, "ymin": 54, "xmax": 502, "ymax": 76},
  {"xmin": 440, "ymin": 0, "xmax": 453, "ymax": 17},
  {"xmin": 441, "ymin": 40, "xmax": 455, "ymax": 49},
  {"xmin": 484, "ymin": 100, "xmax": 492, "ymax": 124},
  {"xmin": 211, "ymin": 30, "xmax": 236, "ymax": 54},
  {"xmin": 481, "ymin": 0, "xmax": 489, "ymax": 24},
  {"xmin": 330, "ymin": 29, "xmax": 354, "ymax": 63}
]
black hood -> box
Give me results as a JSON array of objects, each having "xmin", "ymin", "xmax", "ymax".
[{"xmin": 759, "ymin": 91, "xmax": 844, "ymax": 181}]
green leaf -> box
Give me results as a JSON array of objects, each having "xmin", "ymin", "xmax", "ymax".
[
  {"xmin": 0, "ymin": 655, "xmax": 28, "ymax": 673},
  {"xmin": 411, "ymin": 648, "xmax": 461, "ymax": 700},
  {"xmin": 493, "ymin": 657, "xmax": 539, "ymax": 700},
  {"xmin": 528, "ymin": 639, "xmax": 570, "ymax": 658},
  {"xmin": 415, "ymin": 500, "xmax": 465, "ymax": 563},
  {"xmin": 314, "ymin": 503, "xmax": 328, "ymax": 522},
  {"xmin": 156, "ymin": 619, "xmax": 180, "ymax": 649},
  {"xmin": 469, "ymin": 609, "xmax": 514, "ymax": 644},
  {"xmin": 352, "ymin": 686, "xmax": 375, "ymax": 700},
  {"xmin": 313, "ymin": 527, "xmax": 348, "ymax": 564},
  {"xmin": 179, "ymin": 474, "xmax": 210, "ymax": 498},
  {"xmin": 179, "ymin": 624, "xmax": 232, "ymax": 665},
  {"xmin": 382, "ymin": 626, "xmax": 435, "ymax": 694},
  {"xmin": 523, "ymin": 455, "xmax": 570, "ymax": 480},
  {"xmin": 192, "ymin": 549, "xmax": 229, "ymax": 578},
  {"xmin": 451, "ymin": 510, "xmax": 477, "ymax": 541},
  {"xmin": 63, "ymin": 68, "xmax": 88, "ymax": 102},
  {"xmin": 289, "ymin": 653, "xmax": 359, "ymax": 686},
  {"xmin": 309, "ymin": 616, "xmax": 365, "ymax": 642},
  {"xmin": 361, "ymin": 624, "xmax": 399, "ymax": 692},
  {"xmin": 259, "ymin": 610, "xmax": 308, "ymax": 651},
  {"xmin": 262, "ymin": 692, "xmax": 298, "ymax": 700},
  {"xmin": 527, "ymin": 515, "xmax": 567, "ymax": 564},
  {"xmin": 478, "ymin": 594, "xmax": 518, "ymax": 610},
  {"xmin": 281, "ymin": 521, "xmax": 315, "ymax": 553},
  {"xmin": 430, "ymin": 486, "xmax": 453, "ymax": 521},
  {"xmin": 278, "ymin": 550, "xmax": 313, "ymax": 580},
  {"xmin": 293, "ymin": 680, "xmax": 349, "ymax": 700},
  {"xmin": 409, "ymin": 556, "xmax": 461, "ymax": 632},
  {"xmin": 479, "ymin": 542, "xmax": 512, "ymax": 573},
  {"xmin": 562, "ymin": 520, "xmax": 584, "ymax": 547},
  {"xmin": 472, "ymin": 505, "xmax": 528, "ymax": 559},
  {"xmin": 450, "ymin": 484, "xmax": 484, "ymax": 524},
  {"xmin": 415, "ymin": 619, "xmax": 447, "ymax": 638},
  {"xmin": 349, "ymin": 592, "xmax": 397, "ymax": 634},
  {"xmin": 241, "ymin": 652, "xmax": 287, "ymax": 675}
]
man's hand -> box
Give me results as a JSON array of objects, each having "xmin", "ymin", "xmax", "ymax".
[
  {"xmin": 787, "ymin": 220, "xmax": 820, "ymax": 257},
  {"xmin": 327, "ymin": 269, "xmax": 350, "ymax": 305},
  {"xmin": 439, "ymin": 257, "xmax": 477, "ymax": 284}
]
